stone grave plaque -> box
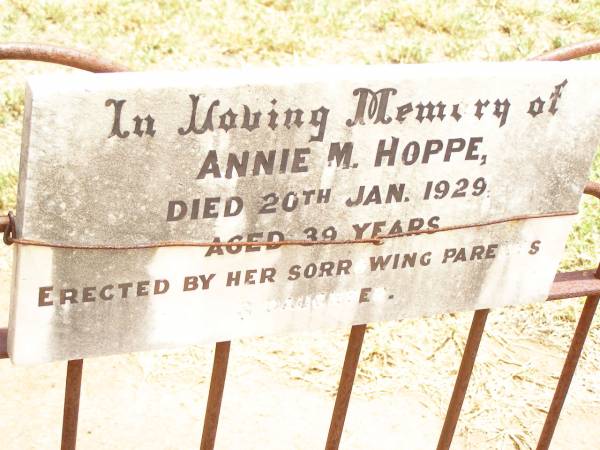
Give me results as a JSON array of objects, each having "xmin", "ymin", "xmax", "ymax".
[{"xmin": 7, "ymin": 61, "xmax": 600, "ymax": 364}]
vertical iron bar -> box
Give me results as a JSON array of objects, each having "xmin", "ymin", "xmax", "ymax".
[
  {"xmin": 437, "ymin": 309, "xmax": 489, "ymax": 450},
  {"xmin": 0, "ymin": 327, "xmax": 7, "ymax": 359},
  {"xmin": 536, "ymin": 294, "xmax": 600, "ymax": 450},
  {"xmin": 61, "ymin": 359, "xmax": 83, "ymax": 450},
  {"xmin": 200, "ymin": 341, "xmax": 231, "ymax": 450},
  {"xmin": 325, "ymin": 324, "xmax": 367, "ymax": 450}
]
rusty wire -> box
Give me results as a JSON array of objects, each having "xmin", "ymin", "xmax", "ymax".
[{"xmin": 1, "ymin": 209, "xmax": 579, "ymax": 250}]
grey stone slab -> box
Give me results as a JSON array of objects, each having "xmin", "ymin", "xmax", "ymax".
[{"xmin": 8, "ymin": 61, "xmax": 600, "ymax": 364}]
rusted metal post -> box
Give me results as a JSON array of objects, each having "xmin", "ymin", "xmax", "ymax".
[
  {"xmin": 0, "ymin": 327, "xmax": 7, "ymax": 359},
  {"xmin": 200, "ymin": 341, "xmax": 231, "ymax": 450},
  {"xmin": 536, "ymin": 269, "xmax": 600, "ymax": 450},
  {"xmin": 437, "ymin": 309, "xmax": 489, "ymax": 450},
  {"xmin": 61, "ymin": 359, "xmax": 84, "ymax": 450},
  {"xmin": 325, "ymin": 324, "xmax": 367, "ymax": 450},
  {"xmin": 536, "ymin": 185, "xmax": 600, "ymax": 449},
  {"xmin": 536, "ymin": 294, "xmax": 599, "ymax": 449}
]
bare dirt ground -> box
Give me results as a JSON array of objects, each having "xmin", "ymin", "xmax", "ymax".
[{"xmin": 1, "ymin": 242, "xmax": 599, "ymax": 449}]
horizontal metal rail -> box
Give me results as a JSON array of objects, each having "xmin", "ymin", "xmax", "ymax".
[
  {"xmin": 549, "ymin": 269, "xmax": 600, "ymax": 300},
  {"xmin": 534, "ymin": 39, "xmax": 600, "ymax": 62},
  {"xmin": 0, "ymin": 43, "xmax": 128, "ymax": 72}
]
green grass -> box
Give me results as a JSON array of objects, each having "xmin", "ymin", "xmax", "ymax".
[
  {"xmin": 561, "ymin": 154, "xmax": 600, "ymax": 270},
  {"xmin": 0, "ymin": 171, "xmax": 17, "ymax": 211}
]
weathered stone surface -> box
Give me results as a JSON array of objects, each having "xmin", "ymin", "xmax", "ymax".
[{"xmin": 8, "ymin": 61, "xmax": 600, "ymax": 364}]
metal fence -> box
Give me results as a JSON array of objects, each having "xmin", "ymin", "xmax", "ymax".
[{"xmin": 1, "ymin": 40, "xmax": 600, "ymax": 450}]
